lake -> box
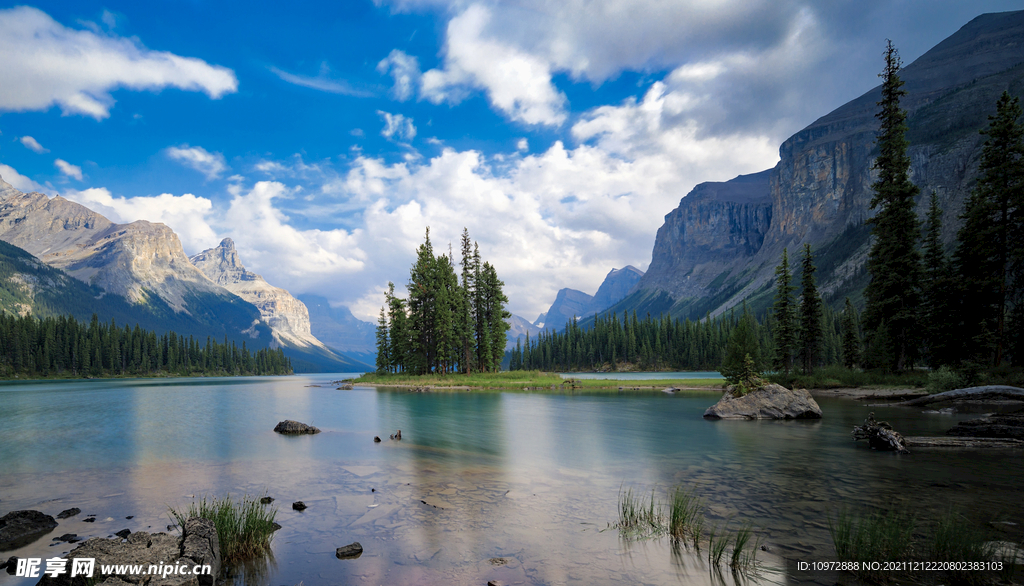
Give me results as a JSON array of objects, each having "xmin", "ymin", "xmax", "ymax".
[{"xmin": 0, "ymin": 374, "xmax": 1020, "ymax": 586}]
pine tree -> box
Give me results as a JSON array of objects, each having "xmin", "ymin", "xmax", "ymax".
[
  {"xmin": 798, "ymin": 243, "xmax": 823, "ymax": 373},
  {"xmin": 375, "ymin": 305, "xmax": 389, "ymax": 374},
  {"xmin": 956, "ymin": 91, "xmax": 1024, "ymax": 366},
  {"xmin": 407, "ymin": 228, "xmax": 437, "ymax": 374},
  {"xmin": 720, "ymin": 309, "xmax": 760, "ymax": 384},
  {"xmin": 863, "ymin": 40, "xmax": 922, "ymax": 372},
  {"xmin": 458, "ymin": 228, "xmax": 475, "ymax": 373},
  {"xmin": 772, "ymin": 248, "xmax": 797, "ymax": 374},
  {"xmin": 841, "ymin": 297, "xmax": 861, "ymax": 369},
  {"xmin": 921, "ymin": 191, "xmax": 957, "ymax": 367},
  {"xmin": 386, "ymin": 282, "xmax": 409, "ymax": 373}
]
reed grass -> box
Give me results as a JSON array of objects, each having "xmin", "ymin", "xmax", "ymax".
[
  {"xmin": 930, "ymin": 509, "xmax": 999, "ymax": 586},
  {"xmin": 668, "ymin": 484, "xmax": 705, "ymax": 547},
  {"xmin": 617, "ymin": 486, "xmax": 663, "ymax": 537},
  {"xmin": 169, "ymin": 492, "xmax": 278, "ymax": 562},
  {"xmin": 829, "ymin": 508, "xmax": 915, "ymax": 583},
  {"xmin": 708, "ymin": 524, "xmax": 730, "ymax": 566}
]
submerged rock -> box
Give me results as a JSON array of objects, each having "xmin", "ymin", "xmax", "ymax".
[
  {"xmin": 703, "ymin": 383, "xmax": 823, "ymax": 420},
  {"xmin": 260, "ymin": 496, "xmax": 274, "ymax": 504},
  {"xmin": 292, "ymin": 501, "xmax": 307, "ymax": 511},
  {"xmin": 56, "ymin": 508, "xmax": 80, "ymax": 520},
  {"xmin": 336, "ymin": 542, "xmax": 363, "ymax": 559},
  {"xmin": 273, "ymin": 420, "xmax": 320, "ymax": 434},
  {"xmin": 946, "ymin": 408, "xmax": 1024, "ymax": 440},
  {"xmin": 0, "ymin": 510, "xmax": 58, "ymax": 550}
]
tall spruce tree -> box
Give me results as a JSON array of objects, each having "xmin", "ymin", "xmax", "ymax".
[
  {"xmin": 375, "ymin": 305, "xmax": 389, "ymax": 374},
  {"xmin": 772, "ymin": 248, "xmax": 797, "ymax": 374},
  {"xmin": 386, "ymin": 281, "xmax": 409, "ymax": 373},
  {"xmin": 458, "ymin": 228, "xmax": 476, "ymax": 373},
  {"xmin": 921, "ymin": 191, "xmax": 957, "ymax": 367},
  {"xmin": 863, "ymin": 40, "xmax": 922, "ymax": 372},
  {"xmin": 841, "ymin": 297, "xmax": 861, "ymax": 369},
  {"xmin": 798, "ymin": 243, "xmax": 823, "ymax": 373},
  {"xmin": 955, "ymin": 91, "xmax": 1024, "ymax": 366}
]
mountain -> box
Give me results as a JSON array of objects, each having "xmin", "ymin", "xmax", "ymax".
[
  {"xmin": 542, "ymin": 266, "xmax": 645, "ymax": 330},
  {"xmin": 616, "ymin": 10, "xmax": 1024, "ymax": 320},
  {"xmin": 505, "ymin": 313, "xmax": 542, "ymax": 350},
  {"xmin": 297, "ymin": 293, "xmax": 377, "ymax": 364},
  {"xmin": 532, "ymin": 312, "xmax": 547, "ymax": 328},
  {"xmin": 0, "ymin": 176, "xmax": 271, "ymax": 341},
  {"xmin": 190, "ymin": 239, "xmax": 371, "ymax": 373}
]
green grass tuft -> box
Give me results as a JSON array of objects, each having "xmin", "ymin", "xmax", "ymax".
[
  {"xmin": 829, "ymin": 508, "xmax": 915, "ymax": 583},
  {"xmin": 617, "ymin": 486, "xmax": 663, "ymax": 537},
  {"xmin": 668, "ymin": 484, "xmax": 705, "ymax": 547},
  {"xmin": 169, "ymin": 492, "xmax": 277, "ymax": 563}
]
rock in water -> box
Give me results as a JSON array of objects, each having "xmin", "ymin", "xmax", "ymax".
[
  {"xmin": 0, "ymin": 510, "xmax": 58, "ymax": 550},
  {"xmin": 56, "ymin": 508, "xmax": 80, "ymax": 519},
  {"xmin": 945, "ymin": 408, "xmax": 1024, "ymax": 440},
  {"xmin": 36, "ymin": 517, "xmax": 220, "ymax": 586},
  {"xmin": 853, "ymin": 412, "xmax": 909, "ymax": 454},
  {"xmin": 292, "ymin": 501, "xmax": 307, "ymax": 511},
  {"xmin": 273, "ymin": 420, "xmax": 320, "ymax": 434},
  {"xmin": 336, "ymin": 542, "xmax": 363, "ymax": 559},
  {"xmin": 703, "ymin": 383, "xmax": 823, "ymax": 420}
]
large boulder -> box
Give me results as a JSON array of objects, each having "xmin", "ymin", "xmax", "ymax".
[
  {"xmin": 273, "ymin": 420, "xmax": 320, "ymax": 434},
  {"xmin": 703, "ymin": 383, "xmax": 823, "ymax": 420},
  {"xmin": 0, "ymin": 510, "xmax": 57, "ymax": 551},
  {"xmin": 36, "ymin": 517, "xmax": 220, "ymax": 586}
]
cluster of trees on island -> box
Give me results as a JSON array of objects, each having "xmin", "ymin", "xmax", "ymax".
[
  {"xmin": 0, "ymin": 313, "xmax": 292, "ymax": 377},
  {"xmin": 511, "ymin": 42, "xmax": 1024, "ymax": 378},
  {"xmin": 374, "ymin": 228, "xmax": 511, "ymax": 375}
]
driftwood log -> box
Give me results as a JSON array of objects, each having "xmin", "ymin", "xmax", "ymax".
[
  {"xmin": 853, "ymin": 412, "xmax": 909, "ymax": 453},
  {"xmin": 877, "ymin": 386, "xmax": 1024, "ymax": 408}
]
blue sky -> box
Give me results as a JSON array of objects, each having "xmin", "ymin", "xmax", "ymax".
[{"xmin": 0, "ymin": 1, "xmax": 1020, "ymax": 322}]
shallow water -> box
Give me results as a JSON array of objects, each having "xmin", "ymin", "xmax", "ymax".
[
  {"xmin": 0, "ymin": 374, "xmax": 1020, "ymax": 586},
  {"xmin": 560, "ymin": 371, "xmax": 724, "ymax": 380}
]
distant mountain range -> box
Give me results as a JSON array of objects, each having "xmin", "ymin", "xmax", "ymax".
[
  {"xmin": 0, "ymin": 175, "xmax": 370, "ymax": 373},
  {"xmin": 506, "ymin": 265, "xmax": 645, "ymax": 348},
  {"xmin": 604, "ymin": 10, "xmax": 1024, "ymax": 321}
]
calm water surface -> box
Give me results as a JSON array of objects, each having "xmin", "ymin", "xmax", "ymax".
[
  {"xmin": 560, "ymin": 372, "xmax": 724, "ymax": 380},
  {"xmin": 0, "ymin": 374, "xmax": 1020, "ymax": 586}
]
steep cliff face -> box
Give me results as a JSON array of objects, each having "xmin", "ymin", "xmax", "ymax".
[
  {"xmin": 0, "ymin": 178, "xmax": 250, "ymax": 315},
  {"xmin": 592, "ymin": 266, "xmax": 645, "ymax": 310},
  {"xmin": 638, "ymin": 170, "xmax": 772, "ymax": 302},
  {"xmin": 633, "ymin": 10, "xmax": 1024, "ymax": 317},
  {"xmin": 191, "ymin": 238, "xmax": 324, "ymax": 349}
]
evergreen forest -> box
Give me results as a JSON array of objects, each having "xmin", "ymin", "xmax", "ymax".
[{"xmin": 0, "ymin": 313, "xmax": 292, "ymax": 378}]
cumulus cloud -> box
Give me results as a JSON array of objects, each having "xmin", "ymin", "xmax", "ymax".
[
  {"xmin": 378, "ymin": 111, "xmax": 417, "ymax": 141},
  {"xmin": 54, "ymin": 158, "xmax": 83, "ymax": 180},
  {"xmin": 0, "ymin": 163, "xmax": 50, "ymax": 193},
  {"xmin": 0, "ymin": 6, "xmax": 237, "ymax": 119},
  {"xmin": 376, "ymin": 49, "xmax": 421, "ymax": 101},
  {"xmin": 166, "ymin": 145, "xmax": 228, "ymax": 180},
  {"xmin": 62, "ymin": 188, "xmax": 218, "ymax": 254},
  {"xmin": 20, "ymin": 136, "xmax": 48, "ymax": 153},
  {"xmin": 421, "ymin": 4, "xmax": 567, "ymax": 126}
]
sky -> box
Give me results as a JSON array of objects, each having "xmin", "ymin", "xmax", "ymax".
[{"xmin": 0, "ymin": 0, "xmax": 1019, "ymax": 323}]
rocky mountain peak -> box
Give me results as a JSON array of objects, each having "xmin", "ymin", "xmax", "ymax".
[{"xmin": 190, "ymin": 240, "xmax": 326, "ymax": 350}]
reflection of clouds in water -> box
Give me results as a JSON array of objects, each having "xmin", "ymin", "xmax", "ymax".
[{"xmin": 0, "ymin": 381, "xmax": 1020, "ymax": 585}]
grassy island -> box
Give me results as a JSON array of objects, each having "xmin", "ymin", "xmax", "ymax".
[{"xmin": 349, "ymin": 370, "xmax": 722, "ymax": 391}]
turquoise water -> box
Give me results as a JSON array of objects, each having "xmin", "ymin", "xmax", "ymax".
[{"xmin": 0, "ymin": 375, "xmax": 1020, "ymax": 586}]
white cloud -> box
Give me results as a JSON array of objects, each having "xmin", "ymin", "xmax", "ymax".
[
  {"xmin": 54, "ymin": 158, "xmax": 83, "ymax": 180},
  {"xmin": 0, "ymin": 6, "xmax": 237, "ymax": 119},
  {"xmin": 166, "ymin": 145, "xmax": 228, "ymax": 180},
  {"xmin": 516, "ymin": 138, "xmax": 528, "ymax": 152},
  {"xmin": 0, "ymin": 163, "xmax": 50, "ymax": 193},
  {"xmin": 269, "ymin": 64, "xmax": 375, "ymax": 97},
  {"xmin": 376, "ymin": 49, "xmax": 421, "ymax": 101},
  {"xmin": 378, "ymin": 111, "xmax": 417, "ymax": 141},
  {"xmin": 62, "ymin": 188, "xmax": 217, "ymax": 254},
  {"xmin": 420, "ymin": 4, "xmax": 567, "ymax": 126},
  {"xmin": 20, "ymin": 136, "xmax": 48, "ymax": 153},
  {"xmin": 223, "ymin": 181, "xmax": 366, "ymax": 285}
]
